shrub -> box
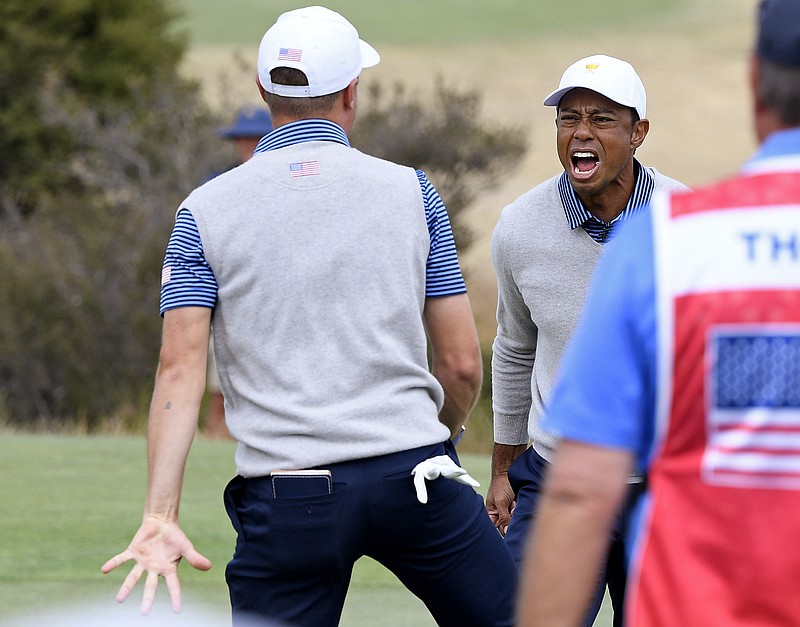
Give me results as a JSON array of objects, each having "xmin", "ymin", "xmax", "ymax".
[{"xmin": 351, "ymin": 80, "xmax": 527, "ymax": 253}]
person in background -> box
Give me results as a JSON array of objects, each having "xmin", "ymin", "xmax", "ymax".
[
  {"xmin": 219, "ymin": 106, "xmax": 274, "ymax": 164},
  {"xmin": 103, "ymin": 6, "xmax": 516, "ymax": 626},
  {"xmin": 487, "ymin": 54, "xmax": 687, "ymax": 626},
  {"xmin": 518, "ymin": 1, "xmax": 800, "ymax": 624},
  {"xmin": 204, "ymin": 106, "xmax": 273, "ymax": 439}
]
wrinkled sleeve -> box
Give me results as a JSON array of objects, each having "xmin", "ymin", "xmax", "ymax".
[{"xmin": 491, "ymin": 212, "xmax": 537, "ymax": 445}]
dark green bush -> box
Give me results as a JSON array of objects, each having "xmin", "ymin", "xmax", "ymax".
[
  {"xmin": 0, "ymin": 81, "xmax": 230, "ymax": 429},
  {"xmin": 0, "ymin": 0, "xmax": 231, "ymax": 429}
]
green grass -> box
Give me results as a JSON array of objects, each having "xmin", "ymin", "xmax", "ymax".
[
  {"xmin": 172, "ymin": 0, "xmax": 687, "ymax": 47},
  {"xmin": 0, "ymin": 433, "xmax": 610, "ymax": 625}
]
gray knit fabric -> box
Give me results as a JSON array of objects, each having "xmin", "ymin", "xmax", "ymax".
[
  {"xmin": 491, "ymin": 168, "xmax": 688, "ymax": 462},
  {"xmin": 185, "ymin": 141, "xmax": 450, "ymax": 477}
]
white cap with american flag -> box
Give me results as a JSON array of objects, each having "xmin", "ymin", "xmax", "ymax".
[{"xmin": 257, "ymin": 6, "xmax": 380, "ymax": 99}]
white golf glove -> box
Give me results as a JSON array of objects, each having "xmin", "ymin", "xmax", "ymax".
[{"xmin": 411, "ymin": 455, "xmax": 480, "ymax": 504}]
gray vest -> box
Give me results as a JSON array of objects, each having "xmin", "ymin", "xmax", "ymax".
[{"xmin": 185, "ymin": 141, "xmax": 449, "ymax": 476}]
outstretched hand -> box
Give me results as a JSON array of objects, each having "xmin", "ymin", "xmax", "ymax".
[{"xmin": 101, "ymin": 514, "xmax": 212, "ymax": 615}]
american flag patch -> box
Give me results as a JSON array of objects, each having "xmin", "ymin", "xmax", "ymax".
[
  {"xmin": 161, "ymin": 265, "xmax": 172, "ymax": 286},
  {"xmin": 278, "ymin": 47, "xmax": 302, "ymax": 61},
  {"xmin": 703, "ymin": 328, "xmax": 800, "ymax": 489},
  {"xmin": 289, "ymin": 160, "xmax": 321, "ymax": 178}
]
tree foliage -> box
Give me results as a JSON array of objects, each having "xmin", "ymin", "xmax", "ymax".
[
  {"xmin": 0, "ymin": 0, "xmax": 230, "ymax": 428},
  {"xmin": 0, "ymin": 0, "xmax": 187, "ymax": 215},
  {"xmin": 0, "ymin": 81, "xmax": 232, "ymax": 429}
]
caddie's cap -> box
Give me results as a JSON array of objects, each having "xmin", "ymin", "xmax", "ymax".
[
  {"xmin": 543, "ymin": 54, "xmax": 647, "ymax": 119},
  {"xmin": 257, "ymin": 5, "xmax": 380, "ymax": 98},
  {"xmin": 757, "ymin": 0, "xmax": 800, "ymax": 67},
  {"xmin": 218, "ymin": 106, "xmax": 273, "ymax": 138}
]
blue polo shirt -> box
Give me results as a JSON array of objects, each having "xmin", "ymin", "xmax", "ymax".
[{"xmin": 160, "ymin": 119, "xmax": 466, "ymax": 314}]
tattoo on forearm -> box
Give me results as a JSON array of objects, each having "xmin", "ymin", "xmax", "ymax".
[{"xmin": 164, "ymin": 401, "xmax": 172, "ymax": 410}]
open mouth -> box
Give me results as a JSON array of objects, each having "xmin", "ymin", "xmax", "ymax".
[{"xmin": 571, "ymin": 151, "xmax": 599, "ymax": 178}]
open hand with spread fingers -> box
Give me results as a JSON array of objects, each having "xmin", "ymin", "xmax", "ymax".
[{"xmin": 101, "ymin": 514, "xmax": 212, "ymax": 615}]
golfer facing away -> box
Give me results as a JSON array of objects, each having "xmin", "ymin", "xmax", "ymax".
[{"xmin": 103, "ymin": 6, "xmax": 516, "ymax": 627}]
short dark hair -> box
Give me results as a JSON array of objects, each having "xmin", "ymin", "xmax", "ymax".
[
  {"xmin": 757, "ymin": 55, "xmax": 800, "ymax": 126},
  {"xmin": 263, "ymin": 67, "xmax": 341, "ymax": 118}
]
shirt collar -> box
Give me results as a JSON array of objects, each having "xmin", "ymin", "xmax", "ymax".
[
  {"xmin": 741, "ymin": 128, "xmax": 800, "ymax": 174},
  {"xmin": 253, "ymin": 119, "xmax": 350, "ymax": 154},
  {"xmin": 559, "ymin": 158, "xmax": 655, "ymax": 231}
]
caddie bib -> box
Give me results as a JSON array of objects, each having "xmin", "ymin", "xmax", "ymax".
[{"xmin": 628, "ymin": 164, "xmax": 800, "ymax": 626}]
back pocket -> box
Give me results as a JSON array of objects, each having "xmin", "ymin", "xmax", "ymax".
[{"xmin": 240, "ymin": 486, "xmax": 346, "ymax": 576}]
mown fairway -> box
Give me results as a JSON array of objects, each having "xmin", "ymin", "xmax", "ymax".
[
  {"xmin": 3, "ymin": 433, "xmax": 583, "ymax": 626},
  {"xmin": 174, "ymin": 0, "xmax": 686, "ymax": 47}
]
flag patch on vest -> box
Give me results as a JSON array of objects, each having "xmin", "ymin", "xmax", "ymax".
[
  {"xmin": 703, "ymin": 326, "xmax": 800, "ymax": 489},
  {"xmin": 289, "ymin": 161, "xmax": 320, "ymax": 178}
]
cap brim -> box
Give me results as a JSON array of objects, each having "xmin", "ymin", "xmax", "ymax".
[
  {"xmin": 542, "ymin": 85, "xmax": 640, "ymax": 115},
  {"xmin": 542, "ymin": 87, "xmax": 571, "ymax": 107},
  {"xmin": 360, "ymin": 39, "xmax": 380, "ymax": 68}
]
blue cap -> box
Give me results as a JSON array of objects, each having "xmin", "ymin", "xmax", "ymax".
[
  {"xmin": 219, "ymin": 106, "xmax": 273, "ymax": 138},
  {"xmin": 758, "ymin": 0, "xmax": 800, "ymax": 67}
]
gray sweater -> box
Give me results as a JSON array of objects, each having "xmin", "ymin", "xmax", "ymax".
[
  {"xmin": 491, "ymin": 168, "xmax": 687, "ymax": 462},
  {"xmin": 186, "ymin": 141, "xmax": 450, "ymax": 477}
]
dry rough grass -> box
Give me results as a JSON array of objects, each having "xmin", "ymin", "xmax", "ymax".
[{"xmin": 182, "ymin": 0, "xmax": 758, "ymax": 342}]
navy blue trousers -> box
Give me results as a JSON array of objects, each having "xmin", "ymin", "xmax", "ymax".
[
  {"xmin": 505, "ymin": 447, "xmax": 643, "ymax": 627},
  {"xmin": 224, "ymin": 442, "xmax": 517, "ymax": 627}
]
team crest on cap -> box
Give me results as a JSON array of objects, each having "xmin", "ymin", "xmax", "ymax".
[{"xmin": 585, "ymin": 63, "xmax": 599, "ymax": 71}]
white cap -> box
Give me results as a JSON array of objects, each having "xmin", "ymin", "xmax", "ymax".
[
  {"xmin": 543, "ymin": 54, "xmax": 646, "ymax": 119},
  {"xmin": 257, "ymin": 6, "xmax": 380, "ymax": 98}
]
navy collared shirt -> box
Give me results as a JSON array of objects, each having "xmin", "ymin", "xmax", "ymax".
[{"xmin": 558, "ymin": 159, "xmax": 656, "ymax": 243}]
